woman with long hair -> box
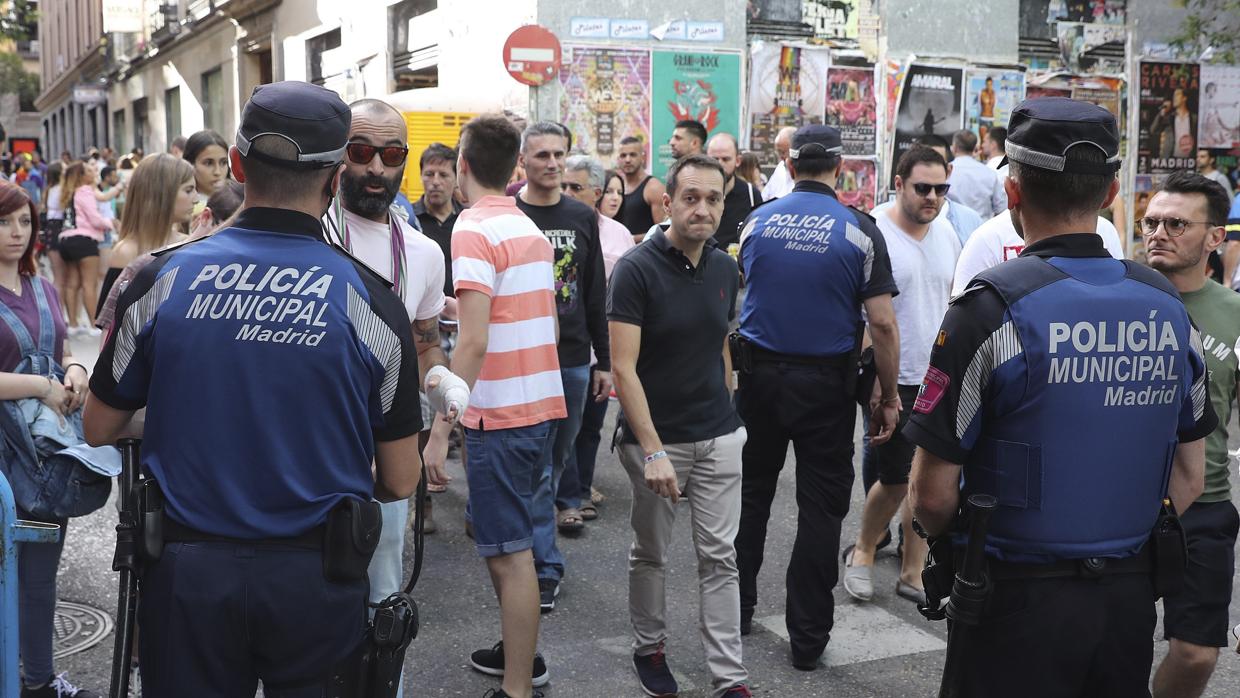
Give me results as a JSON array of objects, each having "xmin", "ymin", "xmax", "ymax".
[
  {"xmin": 0, "ymin": 180, "xmax": 97, "ymax": 698},
  {"xmin": 182, "ymin": 130, "xmax": 230, "ymax": 207},
  {"xmin": 41, "ymin": 163, "xmax": 67, "ymax": 303},
  {"xmin": 737, "ymin": 151, "xmax": 766, "ymax": 188},
  {"xmin": 58, "ymin": 160, "xmax": 120, "ymax": 336},
  {"xmin": 97, "ymin": 154, "xmax": 196, "ymax": 312}
]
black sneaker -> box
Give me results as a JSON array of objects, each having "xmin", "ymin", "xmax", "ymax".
[
  {"xmin": 21, "ymin": 674, "xmax": 99, "ymax": 698},
  {"xmin": 482, "ymin": 690, "xmax": 544, "ymax": 698},
  {"xmin": 721, "ymin": 685, "xmax": 753, "ymax": 698},
  {"xmin": 633, "ymin": 643, "xmax": 679, "ymax": 697},
  {"xmin": 470, "ymin": 641, "xmax": 550, "ymax": 688},
  {"xmin": 538, "ymin": 578, "xmax": 560, "ymax": 613}
]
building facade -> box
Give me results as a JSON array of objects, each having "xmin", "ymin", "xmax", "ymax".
[{"xmin": 35, "ymin": 0, "xmax": 108, "ymax": 158}]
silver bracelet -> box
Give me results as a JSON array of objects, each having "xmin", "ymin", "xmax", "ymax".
[{"xmin": 643, "ymin": 450, "xmax": 668, "ymax": 464}]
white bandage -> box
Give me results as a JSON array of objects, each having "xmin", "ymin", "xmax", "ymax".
[{"xmin": 425, "ymin": 365, "xmax": 469, "ymax": 423}]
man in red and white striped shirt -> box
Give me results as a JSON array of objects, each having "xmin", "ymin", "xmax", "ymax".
[{"xmin": 433, "ymin": 113, "xmax": 566, "ymax": 698}]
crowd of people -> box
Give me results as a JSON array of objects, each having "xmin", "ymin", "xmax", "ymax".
[{"xmin": 0, "ymin": 77, "xmax": 1237, "ymax": 698}]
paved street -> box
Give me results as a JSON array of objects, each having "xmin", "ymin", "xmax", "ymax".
[{"xmin": 46, "ymin": 334, "xmax": 1240, "ymax": 697}]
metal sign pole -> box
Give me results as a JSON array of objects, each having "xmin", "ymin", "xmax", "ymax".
[{"xmin": 0, "ymin": 475, "xmax": 60, "ymax": 698}]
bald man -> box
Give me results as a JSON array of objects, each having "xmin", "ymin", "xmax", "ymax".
[
  {"xmin": 707, "ymin": 132, "xmax": 763, "ymax": 247},
  {"xmin": 323, "ymin": 102, "xmax": 457, "ymax": 686},
  {"xmin": 761, "ymin": 126, "xmax": 798, "ymax": 200}
]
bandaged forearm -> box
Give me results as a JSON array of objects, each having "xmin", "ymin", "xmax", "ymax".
[{"xmin": 425, "ymin": 365, "xmax": 470, "ymax": 419}]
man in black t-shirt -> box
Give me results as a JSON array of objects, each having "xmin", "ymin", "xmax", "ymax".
[
  {"xmin": 514, "ymin": 121, "xmax": 611, "ymax": 612},
  {"xmin": 608, "ymin": 154, "xmax": 751, "ymax": 698},
  {"xmin": 412, "ymin": 142, "xmax": 465, "ymax": 300},
  {"xmin": 706, "ymin": 133, "xmax": 763, "ymax": 248}
]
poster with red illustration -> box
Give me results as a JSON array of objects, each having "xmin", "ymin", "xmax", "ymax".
[
  {"xmin": 827, "ymin": 65, "xmax": 877, "ymax": 156},
  {"xmin": 651, "ymin": 50, "xmax": 742, "ymax": 180}
]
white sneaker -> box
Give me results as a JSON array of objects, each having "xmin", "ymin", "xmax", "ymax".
[
  {"xmin": 67, "ymin": 326, "xmax": 85, "ymax": 337},
  {"xmin": 86, "ymin": 327, "xmax": 102, "ymax": 338}
]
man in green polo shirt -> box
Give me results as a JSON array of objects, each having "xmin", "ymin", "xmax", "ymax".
[{"xmin": 1145, "ymin": 171, "xmax": 1240, "ymax": 698}]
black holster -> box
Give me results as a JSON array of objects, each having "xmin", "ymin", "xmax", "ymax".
[
  {"xmin": 728, "ymin": 331, "xmax": 753, "ymax": 375},
  {"xmin": 323, "ymin": 499, "xmax": 383, "ymax": 583},
  {"xmin": 1150, "ymin": 498, "xmax": 1188, "ymax": 599},
  {"xmin": 919, "ymin": 534, "xmax": 954, "ymax": 621}
]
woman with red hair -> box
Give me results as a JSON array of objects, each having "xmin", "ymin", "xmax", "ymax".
[{"xmin": 0, "ymin": 180, "xmax": 96, "ymax": 698}]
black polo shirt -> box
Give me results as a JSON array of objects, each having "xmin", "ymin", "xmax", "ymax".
[
  {"xmin": 412, "ymin": 196, "xmax": 464, "ymax": 298},
  {"xmin": 608, "ymin": 229, "xmax": 742, "ymax": 444},
  {"xmin": 713, "ymin": 177, "xmax": 763, "ymax": 248}
]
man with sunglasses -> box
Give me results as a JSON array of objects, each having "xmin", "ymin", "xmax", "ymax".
[
  {"xmin": 322, "ymin": 100, "xmax": 458, "ymax": 691},
  {"xmin": 1144, "ymin": 172, "xmax": 1240, "ymax": 698},
  {"xmin": 513, "ymin": 122, "xmax": 610, "ymax": 611},
  {"xmin": 843, "ymin": 145, "xmax": 960, "ymax": 607},
  {"xmin": 907, "ymin": 98, "xmax": 1215, "ymax": 697},
  {"xmin": 733, "ymin": 124, "xmax": 900, "ymax": 671}
]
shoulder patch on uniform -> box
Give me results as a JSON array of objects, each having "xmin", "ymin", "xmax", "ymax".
[
  {"xmin": 949, "ymin": 282, "xmax": 989, "ymax": 305},
  {"xmin": 913, "ymin": 366, "xmax": 950, "ymax": 414}
]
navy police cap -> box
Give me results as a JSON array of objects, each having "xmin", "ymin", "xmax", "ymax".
[
  {"xmin": 1003, "ymin": 97, "xmax": 1121, "ymax": 175},
  {"xmin": 790, "ymin": 124, "xmax": 843, "ymax": 160},
  {"xmin": 235, "ymin": 81, "xmax": 350, "ymax": 170}
]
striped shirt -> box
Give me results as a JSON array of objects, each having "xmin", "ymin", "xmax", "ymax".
[{"xmin": 452, "ymin": 196, "xmax": 567, "ymax": 430}]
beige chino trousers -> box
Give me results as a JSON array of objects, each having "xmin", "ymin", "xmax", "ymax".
[{"xmin": 619, "ymin": 426, "xmax": 749, "ymax": 697}]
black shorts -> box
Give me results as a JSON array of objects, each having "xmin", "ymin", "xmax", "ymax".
[
  {"xmin": 1163, "ymin": 500, "xmax": 1239, "ymax": 647},
  {"xmin": 58, "ymin": 234, "xmax": 100, "ymax": 262},
  {"xmin": 865, "ymin": 383, "xmax": 922, "ymax": 485}
]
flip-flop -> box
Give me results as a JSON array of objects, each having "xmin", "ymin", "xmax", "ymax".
[
  {"xmin": 426, "ymin": 482, "xmax": 447, "ymax": 493},
  {"xmin": 557, "ymin": 508, "xmax": 585, "ymax": 532},
  {"xmin": 580, "ymin": 503, "xmax": 598, "ymax": 521},
  {"xmin": 590, "ymin": 487, "xmax": 606, "ymax": 505}
]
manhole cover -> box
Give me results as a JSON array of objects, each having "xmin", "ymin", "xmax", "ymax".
[{"xmin": 53, "ymin": 601, "xmax": 113, "ymax": 659}]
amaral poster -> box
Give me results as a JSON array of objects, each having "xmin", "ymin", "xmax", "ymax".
[
  {"xmin": 749, "ymin": 43, "xmax": 830, "ymax": 168},
  {"xmin": 559, "ymin": 46, "xmax": 652, "ymax": 168},
  {"xmin": 1138, "ymin": 61, "xmax": 1200, "ymax": 174},
  {"xmin": 652, "ymin": 50, "xmax": 742, "ymax": 180},
  {"xmin": 892, "ymin": 64, "xmax": 964, "ymax": 188},
  {"xmin": 827, "ymin": 65, "xmax": 877, "ymax": 156},
  {"xmin": 965, "ymin": 68, "xmax": 1025, "ymax": 143}
]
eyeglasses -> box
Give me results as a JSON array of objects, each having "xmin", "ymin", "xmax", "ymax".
[
  {"xmin": 911, "ymin": 182, "xmax": 951, "ymax": 197},
  {"xmin": 345, "ymin": 143, "xmax": 408, "ymax": 168},
  {"xmin": 1139, "ymin": 217, "xmax": 1214, "ymax": 237},
  {"xmin": 561, "ymin": 182, "xmax": 588, "ymax": 193}
]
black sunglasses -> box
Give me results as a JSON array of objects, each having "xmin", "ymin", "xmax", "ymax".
[
  {"xmin": 346, "ymin": 142, "xmax": 408, "ymax": 168},
  {"xmin": 911, "ymin": 182, "xmax": 951, "ymax": 197}
]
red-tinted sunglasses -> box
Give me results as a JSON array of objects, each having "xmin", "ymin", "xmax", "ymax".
[{"xmin": 346, "ymin": 142, "xmax": 409, "ymax": 167}]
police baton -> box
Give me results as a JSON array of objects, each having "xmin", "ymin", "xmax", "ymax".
[
  {"xmin": 938, "ymin": 493, "xmax": 997, "ymax": 698},
  {"xmin": 109, "ymin": 438, "xmax": 141, "ymax": 698}
]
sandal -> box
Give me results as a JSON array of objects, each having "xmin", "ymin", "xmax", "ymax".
[
  {"xmin": 557, "ymin": 508, "xmax": 585, "ymax": 532},
  {"xmin": 579, "ymin": 503, "xmax": 598, "ymax": 521},
  {"xmin": 590, "ymin": 487, "xmax": 606, "ymax": 505}
]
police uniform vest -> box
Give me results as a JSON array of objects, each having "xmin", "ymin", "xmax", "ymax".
[
  {"xmin": 963, "ymin": 255, "xmax": 1202, "ymax": 562},
  {"xmin": 738, "ymin": 181, "xmax": 896, "ymax": 357}
]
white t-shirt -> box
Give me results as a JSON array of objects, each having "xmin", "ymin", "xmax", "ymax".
[
  {"xmin": 877, "ymin": 211, "xmax": 962, "ymax": 386},
  {"xmin": 325, "ymin": 208, "xmax": 446, "ymax": 323},
  {"xmin": 951, "ymin": 213, "xmax": 1124, "ymax": 296}
]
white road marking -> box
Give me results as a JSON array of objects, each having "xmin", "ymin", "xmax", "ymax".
[{"xmin": 756, "ymin": 604, "xmax": 946, "ymax": 667}]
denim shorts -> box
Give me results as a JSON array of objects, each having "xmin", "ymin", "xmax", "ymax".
[{"xmin": 465, "ymin": 420, "xmax": 556, "ymax": 558}]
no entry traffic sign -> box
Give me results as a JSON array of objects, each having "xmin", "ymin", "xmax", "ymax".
[{"xmin": 503, "ymin": 24, "xmax": 561, "ymax": 87}]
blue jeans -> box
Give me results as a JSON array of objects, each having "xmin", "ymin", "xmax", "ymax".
[
  {"xmin": 466, "ymin": 420, "xmax": 557, "ymax": 558},
  {"xmin": 558, "ymin": 369, "xmax": 608, "ymax": 510},
  {"xmin": 534, "ymin": 363, "xmax": 590, "ymax": 582},
  {"xmin": 19, "ymin": 510, "xmax": 65, "ymax": 687}
]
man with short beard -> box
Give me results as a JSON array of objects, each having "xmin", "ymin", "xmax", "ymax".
[
  {"xmin": 843, "ymin": 145, "xmax": 959, "ymax": 607},
  {"xmin": 705, "ymin": 132, "xmax": 762, "ymax": 248},
  {"xmin": 1145, "ymin": 172, "xmax": 1240, "ymax": 698},
  {"xmin": 617, "ymin": 135, "xmax": 665, "ymax": 240},
  {"xmin": 323, "ymin": 100, "xmax": 460, "ymax": 696}
]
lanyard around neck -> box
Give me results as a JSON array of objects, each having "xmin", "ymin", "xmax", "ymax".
[{"xmin": 332, "ymin": 197, "xmax": 406, "ymax": 297}]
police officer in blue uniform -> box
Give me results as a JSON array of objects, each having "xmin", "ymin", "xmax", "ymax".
[
  {"xmin": 906, "ymin": 98, "xmax": 1217, "ymax": 697},
  {"xmin": 83, "ymin": 81, "xmax": 423, "ymax": 696},
  {"xmin": 732, "ymin": 124, "xmax": 903, "ymax": 670}
]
